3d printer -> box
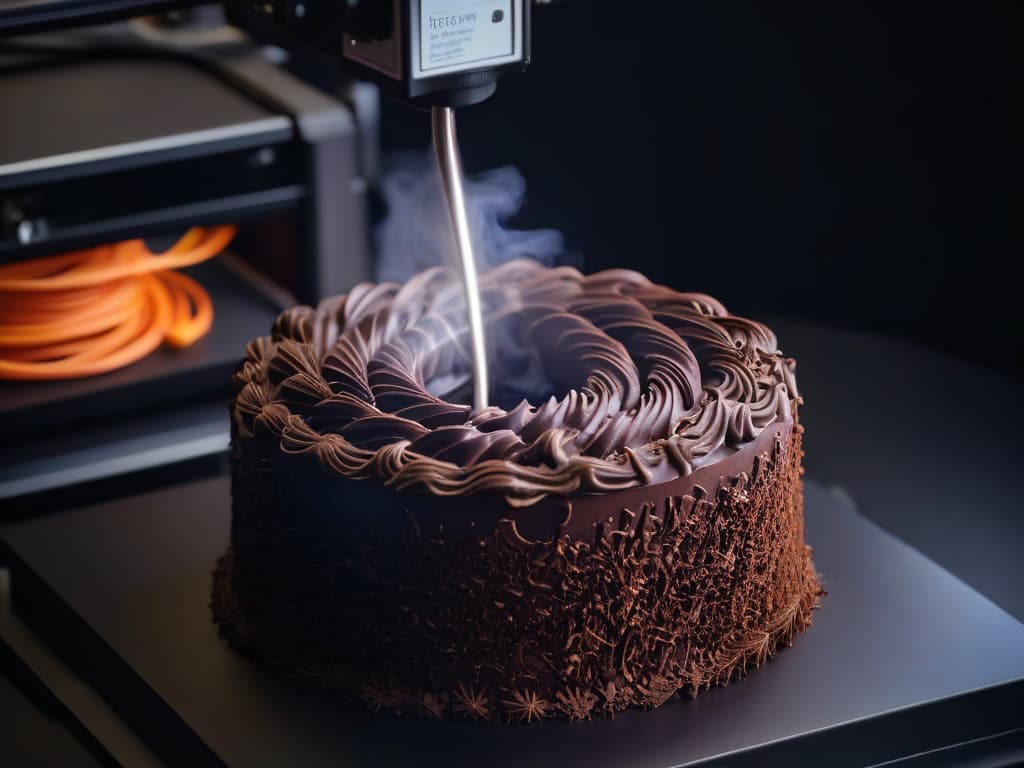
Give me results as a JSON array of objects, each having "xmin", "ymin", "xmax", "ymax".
[{"xmin": 0, "ymin": 0, "xmax": 533, "ymax": 508}]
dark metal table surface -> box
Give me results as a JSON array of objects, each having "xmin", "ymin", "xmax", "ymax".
[
  {"xmin": 3, "ymin": 475, "xmax": 1024, "ymax": 768},
  {"xmin": 1, "ymin": 320, "xmax": 1022, "ymax": 766},
  {"xmin": 766, "ymin": 318, "xmax": 1024, "ymax": 624}
]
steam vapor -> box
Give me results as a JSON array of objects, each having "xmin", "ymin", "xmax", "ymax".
[{"xmin": 374, "ymin": 151, "xmax": 566, "ymax": 284}]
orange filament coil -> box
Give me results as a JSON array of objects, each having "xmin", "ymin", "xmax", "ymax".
[{"xmin": 0, "ymin": 225, "xmax": 236, "ymax": 381}]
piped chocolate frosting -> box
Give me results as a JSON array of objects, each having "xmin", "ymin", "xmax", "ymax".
[{"xmin": 233, "ymin": 259, "xmax": 798, "ymax": 506}]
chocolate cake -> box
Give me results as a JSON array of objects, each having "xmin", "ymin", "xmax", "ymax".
[{"xmin": 212, "ymin": 259, "xmax": 822, "ymax": 722}]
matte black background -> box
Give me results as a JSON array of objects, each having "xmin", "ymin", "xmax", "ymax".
[{"xmin": 380, "ymin": 1, "xmax": 1017, "ymax": 377}]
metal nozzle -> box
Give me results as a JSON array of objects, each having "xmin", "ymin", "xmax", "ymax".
[{"xmin": 431, "ymin": 106, "xmax": 488, "ymax": 412}]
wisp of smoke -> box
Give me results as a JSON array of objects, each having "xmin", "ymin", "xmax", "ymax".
[{"xmin": 375, "ymin": 151, "xmax": 565, "ymax": 283}]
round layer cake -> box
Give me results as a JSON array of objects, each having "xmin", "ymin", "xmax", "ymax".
[{"xmin": 212, "ymin": 259, "xmax": 821, "ymax": 722}]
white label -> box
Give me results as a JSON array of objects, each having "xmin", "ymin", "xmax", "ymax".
[{"xmin": 416, "ymin": 0, "xmax": 519, "ymax": 78}]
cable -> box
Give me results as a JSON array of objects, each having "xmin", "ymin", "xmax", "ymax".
[{"xmin": 0, "ymin": 225, "xmax": 236, "ymax": 381}]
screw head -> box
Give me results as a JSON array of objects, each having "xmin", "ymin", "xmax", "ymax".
[{"xmin": 16, "ymin": 219, "xmax": 34, "ymax": 244}]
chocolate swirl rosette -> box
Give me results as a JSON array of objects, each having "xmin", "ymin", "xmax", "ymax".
[{"xmin": 213, "ymin": 259, "xmax": 821, "ymax": 722}]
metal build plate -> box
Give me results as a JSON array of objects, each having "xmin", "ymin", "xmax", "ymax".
[{"xmin": 1, "ymin": 478, "xmax": 1023, "ymax": 767}]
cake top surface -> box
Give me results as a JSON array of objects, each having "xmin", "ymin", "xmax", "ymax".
[{"xmin": 233, "ymin": 259, "xmax": 798, "ymax": 505}]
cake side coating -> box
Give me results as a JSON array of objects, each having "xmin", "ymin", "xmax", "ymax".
[{"xmin": 213, "ymin": 260, "xmax": 822, "ymax": 721}]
